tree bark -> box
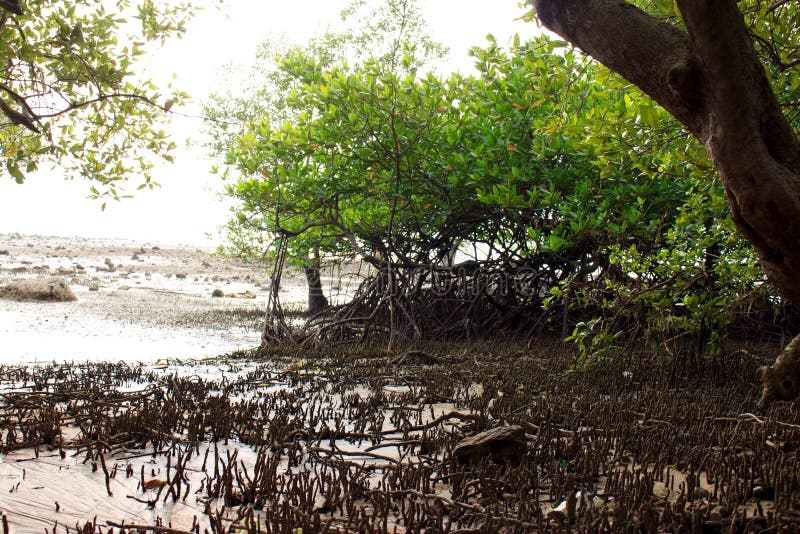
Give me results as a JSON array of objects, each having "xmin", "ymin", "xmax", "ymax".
[
  {"xmin": 0, "ymin": 1, "xmax": 23, "ymax": 16},
  {"xmin": 532, "ymin": 0, "xmax": 800, "ymax": 406},
  {"xmin": 304, "ymin": 251, "xmax": 329, "ymax": 315}
]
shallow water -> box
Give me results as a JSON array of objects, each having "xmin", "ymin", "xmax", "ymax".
[{"xmin": 0, "ymin": 439, "xmax": 275, "ymax": 534}]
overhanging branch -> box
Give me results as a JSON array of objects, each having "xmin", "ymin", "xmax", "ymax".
[
  {"xmin": 0, "ymin": 83, "xmax": 40, "ymax": 132},
  {"xmin": 0, "ymin": 0, "xmax": 22, "ymax": 15},
  {"xmin": 532, "ymin": 0, "xmax": 704, "ymax": 138}
]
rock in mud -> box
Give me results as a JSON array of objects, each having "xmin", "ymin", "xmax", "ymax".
[
  {"xmin": 228, "ymin": 290, "xmax": 257, "ymax": 299},
  {"xmin": 210, "ymin": 288, "xmax": 256, "ymax": 299},
  {"xmin": 652, "ymin": 482, "xmax": 670, "ymax": 500},
  {"xmin": 452, "ymin": 425, "xmax": 527, "ymax": 465},
  {"xmin": 0, "ymin": 277, "xmax": 77, "ymax": 302}
]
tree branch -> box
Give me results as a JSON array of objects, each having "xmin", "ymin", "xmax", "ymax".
[
  {"xmin": 532, "ymin": 0, "xmax": 705, "ymax": 138},
  {"xmin": 532, "ymin": 0, "xmax": 800, "ymax": 303},
  {"xmin": 36, "ymin": 92, "xmax": 169, "ymax": 119},
  {"xmin": 676, "ymin": 0, "xmax": 800, "ymax": 171},
  {"xmin": 0, "ymin": 83, "xmax": 39, "ymax": 132},
  {"xmin": 0, "ymin": 0, "xmax": 22, "ymax": 16}
]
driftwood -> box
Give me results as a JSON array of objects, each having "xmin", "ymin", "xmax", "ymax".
[{"xmin": 452, "ymin": 425, "xmax": 527, "ymax": 465}]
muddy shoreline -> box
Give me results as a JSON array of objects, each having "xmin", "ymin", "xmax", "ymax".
[
  {"xmin": 0, "ymin": 339, "xmax": 796, "ymax": 533},
  {"xmin": 2, "ymin": 234, "xmax": 800, "ymax": 532},
  {"xmin": 0, "ymin": 233, "xmax": 310, "ymax": 363}
]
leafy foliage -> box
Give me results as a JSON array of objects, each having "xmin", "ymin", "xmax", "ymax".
[
  {"xmin": 213, "ymin": 6, "xmax": 784, "ymax": 354},
  {"xmin": 459, "ymin": 37, "xmax": 768, "ymax": 358},
  {"xmin": 0, "ymin": 0, "xmax": 210, "ymax": 199},
  {"xmin": 207, "ymin": 0, "xmax": 448, "ymax": 266}
]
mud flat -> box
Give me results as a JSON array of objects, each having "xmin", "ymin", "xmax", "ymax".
[
  {"xmin": 2, "ymin": 235, "xmax": 800, "ymax": 533},
  {"xmin": 0, "ymin": 233, "xmax": 308, "ymax": 364},
  {"xmin": 0, "ymin": 340, "xmax": 796, "ymax": 533}
]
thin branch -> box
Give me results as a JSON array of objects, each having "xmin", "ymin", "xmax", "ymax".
[
  {"xmin": 767, "ymin": 0, "xmax": 793, "ymax": 13},
  {"xmin": 35, "ymin": 91, "xmax": 166, "ymax": 119}
]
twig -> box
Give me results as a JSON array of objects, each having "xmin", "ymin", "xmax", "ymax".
[{"xmin": 107, "ymin": 522, "xmax": 193, "ymax": 534}]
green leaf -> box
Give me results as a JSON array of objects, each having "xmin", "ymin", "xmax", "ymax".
[{"xmin": 6, "ymin": 161, "xmax": 25, "ymax": 184}]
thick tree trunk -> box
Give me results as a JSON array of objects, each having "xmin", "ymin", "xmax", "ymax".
[
  {"xmin": 304, "ymin": 257, "xmax": 329, "ymax": 315},
  {"xmin": 532, "ymin": 0, "xmax": 800, "ymax": 406}
]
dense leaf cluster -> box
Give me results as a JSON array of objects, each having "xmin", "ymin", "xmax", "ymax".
[
  {"xmin": 214, "ymin": 3, "xmax": 789, "ymax": 356},
  {"xmin": 0, "ymin": 0, "xmax": 207, "ymax": 200}
]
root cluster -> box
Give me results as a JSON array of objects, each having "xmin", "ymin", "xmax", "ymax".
[{"xmin": 1, "ymin": 342, "xmax": 799, "ymax": 532}]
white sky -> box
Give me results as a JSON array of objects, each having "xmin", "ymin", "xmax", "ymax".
[{"xmin": 0, "ymin": 0, "xmax": 537, "ymax": 247}]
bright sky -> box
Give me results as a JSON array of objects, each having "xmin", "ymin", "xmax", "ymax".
[{"xmin": 0, "ymin": 0, "xmax": 536, "ymax": 247}]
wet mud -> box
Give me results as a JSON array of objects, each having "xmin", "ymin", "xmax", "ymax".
[
  {"xmin": 1, "ymin": 338, "xmax": 798, "ymax": 533},
  {"xmin": 0, "ymin": 234, "xmax": 309, "ymax": 363},
  {"xmin": 2, "ymin": 235, "xmax": 800, "ymax": 532}
]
